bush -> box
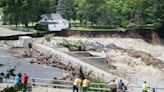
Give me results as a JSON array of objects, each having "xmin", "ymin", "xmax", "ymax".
[
  {"xmin": 2, "ymin": 86, "xmax": 17, "ymax": 92},
  {"xmin": 2, "ymin": 83, "xmax": 32, "ymax": 92},
  {"xmin": 147, "ymin": 22, "xmax": 162, "ymax": 28},
  {"xmin": 60, "ymin": 40, "xmax": 82, "ymax": 51},
  {"xmin": 126, "ymin": 22, "xmax": 136, "ymax": 29},
  {"xmin": 90, "ymin": 76, "xmax": 111, "ymax": 92},
  {"xmin": 34, "ymin": 24, "xmax": 48, "ymax": 31},
  {"xmin": 44, "ymin": 34, "xmax": 54, "ymax": 42}
]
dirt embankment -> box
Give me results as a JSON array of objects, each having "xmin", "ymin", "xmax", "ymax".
[
  {"xmin": 1, "ymin": 29, "xmax": 164, "ymax": 45},
  {"xmin": 66, "ymin": 29, "xmax": 164, "ymax": 45}
]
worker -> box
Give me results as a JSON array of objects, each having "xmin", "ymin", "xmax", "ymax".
[
  {"xmin": 82, "ymin": 78, "xmax": 90, "ymax": 92},
  {"xmin": 142, "ymin": 81, "xmax": 150, "ymax": 92},
  {"xmin": 106, "ymin": 78, "xmax": 117, "ymax": 92},
  {"xmin": 22, "ymin": 73, "xmax": 29, "ymax": 92},
  {"xmin": 117, "ymin": 79, "xmax": 127, "ymax": 92},
  {"xmin": 18, "ymin": 73, "xmax": 22, "ymax": 83},
  {"xmin": 14, "ymin": 74, "xmax": 21, "ymax": 86},
  {"xmin": 73, "ymin": 78, "xmax": 82, "ymax": 92},
  {"xmin": 23, "ymin": 73, "xmax": 29, "ymax": 85}
]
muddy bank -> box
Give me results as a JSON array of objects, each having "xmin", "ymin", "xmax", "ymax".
[
  {"xmin": 0, "ymin": 29, "xmax": 164, "ymax": 45},
  {"xmin": 66, "ymin": 29, "xmax": 164, "ymax": 44}
]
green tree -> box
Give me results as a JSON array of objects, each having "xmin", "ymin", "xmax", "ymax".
[
  {"xmin": 57, "ymin": 0, "xmax": 75, "ymax": 20},
  {"xmin": 1, "ymin": 0, "xmax": 164, "ymax": 29}
]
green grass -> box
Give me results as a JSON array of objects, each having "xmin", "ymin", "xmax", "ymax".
[
  {"xmin": 70, "ymin": 27, "xmax": 97, "ymax": 31},
  {"xmin": 90, "ymin": 76, "xmax": 111, "ymax": 92},
  {"xmin": 0, "ymin": 7, "xmax": 3, "ymax": 12},
  {"xmin": 70, "ymin": 27, "xmax": 126, "ymax": 32}
]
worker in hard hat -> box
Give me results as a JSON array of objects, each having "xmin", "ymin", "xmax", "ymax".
[
  {"xmin": 142, "ymin": 81, "xmax": 150, "ymax": 92},
  {"xmin": 82, "ymin": 78, "xmax": 91, "ymax": 92},
  {"xmin": 73, "ymin": 78, "xmax": 82, "ymax": 92}
]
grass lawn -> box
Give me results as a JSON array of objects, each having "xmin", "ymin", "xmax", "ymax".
[
  {"xmin": 70, "ymin": 27, "xmax": 126, "ymax": 32},
  {"xmin": 0, "ymin": 8, "xmax": 3, "ymax": 13},
  {"xmin": 70, "ymin": 27, "xmax": 97, "ymax": 31}
]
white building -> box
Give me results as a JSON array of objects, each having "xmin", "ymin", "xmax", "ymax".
[
  {"xmin": 0, "ymin": 13, "xmax": 3, "ymax": 21},
  {"xmin": 19, "ymin": 36, "xmax": 33, "ymax": 48},
  {"xmin": 37, "ymin": 13, "xmax": 69, "ymax": 31}
]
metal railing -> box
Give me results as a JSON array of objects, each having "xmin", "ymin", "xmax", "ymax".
[
  {"xmin": 1, "ymin": 78, "xmax": 164, "ymax": 92},
  {"xmin": 29, "ymin": 78, "xmax": 111, "ymax": 92}
]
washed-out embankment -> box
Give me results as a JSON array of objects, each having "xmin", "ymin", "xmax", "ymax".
[
  {"xmin": 0, "ymin": 29, "xmax": 164, "ymax": 45},
  {"xmin": 66, "ymin": 29, "xmax": 164, "ymax": 45}
]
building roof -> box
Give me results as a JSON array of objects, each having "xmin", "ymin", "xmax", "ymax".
[
  {"xmin": 41, "ymin": 13, "xmax": 63, "ymax": 20},
  {"xmin": 37, "ymin": 13, "xmax": 68, "ymax": 24}
]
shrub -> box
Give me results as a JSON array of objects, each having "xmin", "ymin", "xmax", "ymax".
[
  {"xmin": 60, "ymin": 40, "xmax": 82, "ymax": 51},
  {"xmin": 44, "ymin": 34, "xmax": 54, "ymax": 42},
  {"xmin": 126, "ymin": 22, "xmax": 137, "ymax": 29},
  {"xmin": 90, "ymin": 76, "xmax": 111, "ymax": 92},
  {"xmin": 2, "ymin": 83, "xmax": 32, "ymax": 92},
  {"xmin": 2, "ymin": 86, "xmax": 17, "ymax": 92},
  {"xmin": 34, "ymin": 24, "xmax": 48, "ymax": 31}
]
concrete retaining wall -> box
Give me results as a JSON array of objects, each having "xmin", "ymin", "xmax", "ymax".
[{"xmin": 32, "ymin": 43, "xmax": 134, "ymax": 85}]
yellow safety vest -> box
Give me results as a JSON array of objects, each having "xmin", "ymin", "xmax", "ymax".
[
  {"xmin": 142, "ymin": 84, "xmax": 150, "ymax": 90},
  {"xmin": 73, "ymin": 78, "xmax": 82, "ymax": 86},
  {"xmin": 82, "ymin": 79, "xmax": 90, "ymax": 87}
]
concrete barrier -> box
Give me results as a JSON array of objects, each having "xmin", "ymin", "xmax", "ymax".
[{"xmin": 32, "ymin": 43, "xmax": 137, "ymax": 88}]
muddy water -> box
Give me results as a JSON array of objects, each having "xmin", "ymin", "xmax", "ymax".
[
  {"xmin": 68, "ymin": 51, "xmax": 164, "ymax": 91},
  {"xmin": 0, "ymin": 47, "xmax": 65, "ymax": 79}
]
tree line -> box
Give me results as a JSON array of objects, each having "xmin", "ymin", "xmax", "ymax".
[{"xmin": 0, "ymin": 0, "xmax": 164, "ymax": 29}]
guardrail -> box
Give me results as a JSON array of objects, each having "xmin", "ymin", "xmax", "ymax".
[
  {"xmin": 30, "ymin": 78, "xmax": 111, "ymax": 92},
  {"xmin": 1, "ymin": 78, "xmax": 111, "ymax": 92},
  {"xmin": 1, "ymin": 78, "xmax": 164, "ymax": 92}
]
